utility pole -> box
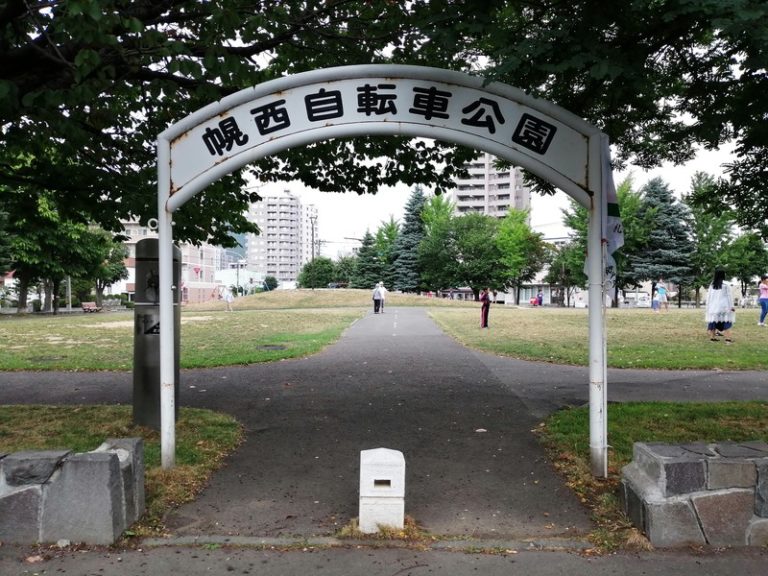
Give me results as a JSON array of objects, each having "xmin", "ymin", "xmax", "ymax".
[{"xmin": 310, "ymin": 215, "xmax": 317, "ymax": 289}]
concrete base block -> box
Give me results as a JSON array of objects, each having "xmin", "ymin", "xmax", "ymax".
[
  {"xmin": 359, "ymin": 497, "xmax": 405, "ymax": 534},
  {"xmin": 645, "ymin": 499, "xmax": 706, "ymax": 547},
  {"xmin": 41, "ymin": 453, "xmax": 125, "ymax": 545},
  {"xmin": 692, "ymin": 489, "xmax": 753, "ymax": 546},
  {"xmin": 746, "ymin": 517, "xmax": 768, "ymax": 546},
  {"xmin": 1, "ymin": 450, "xmax": 70, "ymax": 486},
  {"xmin": 756, "ymin": 460, "xmax": 768, "ymax": 518},
  {"xmin": 0, "ymin": 486, "xmax": 42, "ymax": 543},
  {"xmin": 708, "ymin": 460, "xmax": 757, "ymax": 490},
  {"xmin": 97, "ymin": 438, "xmax": 145, "ymax": 524}
]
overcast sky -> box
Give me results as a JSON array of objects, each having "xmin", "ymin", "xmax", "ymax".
[{"xmin": 255, "ymin": 144, "xmax": 735, "ymax": 259}]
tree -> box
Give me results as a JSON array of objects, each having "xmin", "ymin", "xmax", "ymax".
[
  {"xmin": 496, "ymin": 209, "xmax": 548, "ymax": 304},
  {"xmin": 0, "ymin": 1, "xmax": 477, "ymax": 246},
  {"xmin": 683, "ymin": 173, "xmax": 735, "ymax": 305},
  {"xmin": 89, "ymin": 229, "xmax": 130, "ymax": 307},
  {"xmin": 544, "ymin": 242, "xmax": 587, "ymax": 307},
  {"xmin": 374, "ymin": 217, "xmax": 400, "ymax": 289},
  {"xmin": 629, "ymin": 178, "xmax": 694, "ymax": 303},
  {"xmin": 392, "ymin": 186, "xmax": 426, "ymax": 292},
  {"xmin": 722, "ymin": 233, "xmax": 768, "ymax": 304},
  {"xmin": 333, "ymin": 255, "xmax": 357, "ymax": 287},
  {"xmin": 424, "ymin": 0, "xmax": 768, "ymax": 218},
  {"xmin": 349, "ymin": 231, "xmax": 381, "ymax": 289},
  {"xmin": 418, "ymin": 193, "xmax": 457, "ymax": 291},
  {"xmin": 264, "ymin": 276, "xmax": 278, "ymax": 291},
  {"xmin": 0, "ymin": 208, "xmax": 12, "ymax": 276},
  {"xmin": 298, "ymin": 257, "xmax": 335, "ymax": 289},
  {"xmin": 446, "ymin": 212, "xmax": 504, "ymax": 299}
]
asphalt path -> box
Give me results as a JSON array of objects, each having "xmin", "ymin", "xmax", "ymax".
[{"xmin": 2, "ymin": 306, "xmax": 768, "ymax": 573}]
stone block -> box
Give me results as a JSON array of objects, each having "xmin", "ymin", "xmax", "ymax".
[
  {"xmin": 707, "ymin": 459, "xmax": 756, "ymax": 490},
  {"xmin": 1, "ymin": 450, "xmax": 70, "ymax": 486},
  {"xmin": 715, "ymin": 442, "xmax": 767, "ymax": 459},
  {"xmin": 620, "ymin": 476, "xmax": 646, "ymax": 532},
  {"xmin": 98, "ymin": 438, "xmax": 145, "ymax": 524},
  {"xmin": 739, "ymin": 441, "xmax": 768, "ymax": 456},
  {"xmin": 41, "ymin": 452, "xmax": 126, "ymax": 545},
  {"xmin": 756, "ymin": 460, "xmax": 768, "ymax": 518},
  {"xmin": 645, "ymin": 499, "xmax": 706, "ymax": 547},
  {"xmin": 746, "ymin": 517, "xmax": 768, "ymax": 546},
  {"xmin": 631, "ymin": 443, "xmax": 705, "ymax": 496},
  {"xmin": 680, "ymin": 442, "xmax": 716, "ymax": 457},
  {"xmin": 692, "ymin": 489, "xmax": 754, "ymax": 546},
  {"xmin": 665, "ymin": 460, "xmax": 706, "ymax": 496},
  {"xmin": 0, "ymin": 485, "xmax": 42, "ymax": 543}
]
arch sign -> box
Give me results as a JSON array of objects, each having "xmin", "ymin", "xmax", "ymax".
[{"xmin": 156, "ymin": 65, "xmax": 621, "ymax": 476}]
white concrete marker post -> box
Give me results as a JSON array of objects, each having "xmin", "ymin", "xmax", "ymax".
[
  {"xmin": 359, "ymin": 448, "xmax": 406, "ymax": 534},
  {"xmin": 156, "ymin": 64, "xmax": 612, "ymax": 476}
]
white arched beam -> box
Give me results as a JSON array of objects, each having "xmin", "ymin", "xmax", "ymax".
[{"xmin": 157, "ymin": 65, "xmax": 610, "ymax": 476}]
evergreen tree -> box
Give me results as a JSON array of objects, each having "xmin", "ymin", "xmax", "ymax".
[
  {"xmin": 375, "ymin": 217, "xmax": 400, "ymax": 289},
  {"xmin": 392, "ymin": 186, "xmax": 426, "ymax": 292},
  {"xmin": 629, "ymin": 177, "xmax": 694, "ymax": 303},
  {"xmin": 349, "ymin": 231, "xmax": 382, "ymax": 289}
]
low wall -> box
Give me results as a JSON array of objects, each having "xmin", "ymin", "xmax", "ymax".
[
  {"xmin": 621, "ymin": 441, "xmax": 768, "ymax": 547},
  {"xmin": 0, "ymin": 438, "xmax": 144, "ymax": 545}
]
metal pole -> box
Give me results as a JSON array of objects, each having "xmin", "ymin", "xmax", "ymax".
[
  {"xmin": 157, "ymin": 138, "xmax": 176, "ymax": 469},
  {"xmin": 587, "ymin": 137, "xmax": 607, "ymax": 478}
]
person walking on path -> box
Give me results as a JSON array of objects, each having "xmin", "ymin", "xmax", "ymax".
[
  {"xmin": 377, "ymin": 281, "xmax": 388, "ymax": 313},
  {"xmin": 480, "ymin": 287, "xmax": 491, "ymax": 328},
  {"xmin": 758, "ymin": 275, "xmax": 768, "ymax": 326},
  {"xmin": 706, "ymin": 269, "xmax": 735, "ymax": 344},
  {"xmin": 372, "ymin": 283, "xmax": 383, "ymax": 314}
]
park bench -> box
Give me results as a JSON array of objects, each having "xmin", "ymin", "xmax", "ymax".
[{"xmin": 81, "ymin": 301, "xmax": 102, "ymax": 313}]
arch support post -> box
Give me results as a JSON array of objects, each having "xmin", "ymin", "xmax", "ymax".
[
  {"xmin": 157, "ymin": 137, "xmax": 176, "ymax": 469},
  {"xmin": 587, "ymin": 135, "xmax": 608, "ymax": 478}
]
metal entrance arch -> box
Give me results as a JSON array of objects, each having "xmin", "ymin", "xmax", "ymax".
[{"xmin": 156, "ymin": 64, "xmax": 616, "ymax": 476}]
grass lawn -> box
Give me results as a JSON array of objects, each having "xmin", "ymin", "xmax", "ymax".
[
  {"xmin": 430, "ymin": 306, "xmax": 768, "ymax": 370},
  {"xmin": 0, "ymin": 405, "xmax": 243, "ymax": 537},
  {"xmin": 0, "ymin": 307, "xmax": 365, "ymax": 371}
]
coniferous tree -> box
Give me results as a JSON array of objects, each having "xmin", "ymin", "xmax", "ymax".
[
  {"xmin": 375, "ymin": 217, "xmax": 400, "ymax": 289},
  {"xmin": 392, "ymin": 186, "xmax": 426, "ymax": 292},
  {"xmin": 349, "ymin": 231, "xmax": 382, "ymax": 289},
  {"xmin": 630, "ymin": 177, "xmax": 694, "ymax": 303}
]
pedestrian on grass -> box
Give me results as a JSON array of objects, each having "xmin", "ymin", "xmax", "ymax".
[
  {"xmin": 480, "ymin": 287, "xmax": 491, "ymax": 328},
  {"xmin": 705, "ymin": 269, "xmax": 735, "ymax": 344},
  {"xmin": 758, "ymin": 275, "xmax": 768, "ymax": 326}
]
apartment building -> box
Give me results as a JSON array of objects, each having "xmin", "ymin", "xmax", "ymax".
[
  {"xmin": 246, "ymin": 191, "xmax": 318, "ymax": 285},
  {"xmin": 451, "ymin": 152, "xmax": 530, "ymax": 218}
]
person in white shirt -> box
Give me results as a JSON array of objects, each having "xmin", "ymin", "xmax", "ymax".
[
  {"xmin": 705, "ymin": 269, "xmax": 735, "ymax": 343},
  {"xmin": 377, "ymin": 282, "xmax": 388, "ymax": 313}
]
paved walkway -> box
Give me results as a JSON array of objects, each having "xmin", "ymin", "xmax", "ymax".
[{"xmin": 2, "ymin": 307, "xmax": 768, "ymax": 573}]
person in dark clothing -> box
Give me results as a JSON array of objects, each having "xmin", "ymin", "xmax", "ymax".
[{"xmin": 480, "ymin": 287, "xmax": 491, "ymax": 328}]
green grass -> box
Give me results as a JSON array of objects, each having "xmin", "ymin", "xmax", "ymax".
[
  {"xmin": 539, "ymin": 401, "xmax": 768, "ymax": 549},
  {"xmin": 0, "ymin": 307, "xmax": 364, "ymax": 371},
  {"xmin": 430, "ymin": 306, "xmax": 768, "ymax": 370},
  {"xmin": 0, "ymin": 405, "xmax": 243, "ymax": 535}
]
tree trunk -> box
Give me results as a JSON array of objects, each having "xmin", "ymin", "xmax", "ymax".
[
  {"xmin": 95, "ymin": 284, "xmax": 105, "ymax": 308},
  {"xmin": 43, "ymin": 280, "xmax": 53, "ymax": 313},
  {"xmin": 16, "ymin": 275, "xmax": 29, "ymax": 312}
]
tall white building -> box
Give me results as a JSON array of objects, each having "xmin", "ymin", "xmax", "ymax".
[
  {"xmin": 246, "ymin": 190, "xmax": 318, "ymax": 284},
  {"xmin": 451, "ymin": 153, "xmax": 530, "ymax": 218}
]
